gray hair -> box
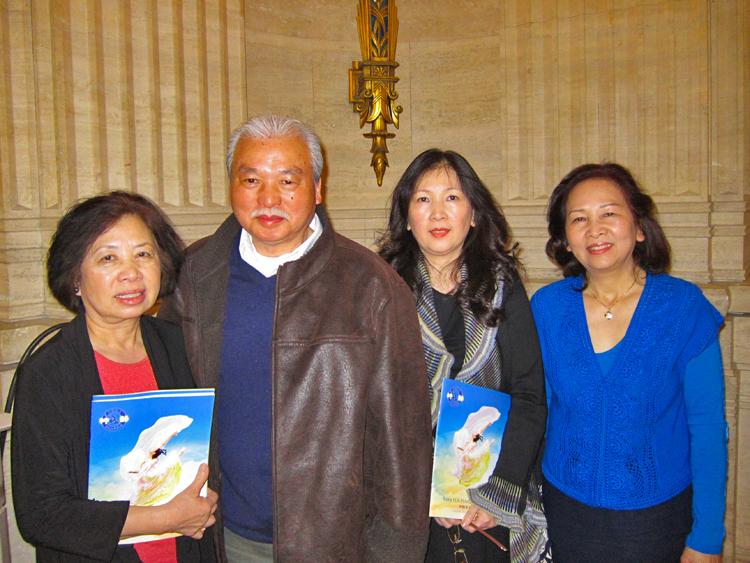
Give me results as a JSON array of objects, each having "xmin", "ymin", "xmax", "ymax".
[{"xmin": 225, "ymin": 115, "xmax": 324, "ymax": 183}]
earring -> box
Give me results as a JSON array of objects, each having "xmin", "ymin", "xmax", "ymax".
[
  {"xmin": 74, "ymin": 286, "xmax": 81, "ymax": 296},
  {"xmin": 406, "ymin": 224, "xmax": 411, "ymax": 231}
]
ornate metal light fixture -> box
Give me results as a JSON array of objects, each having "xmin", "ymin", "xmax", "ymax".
[{"xmin": 349, "ymin": 0, "xmax": 402, "ymax": 186}]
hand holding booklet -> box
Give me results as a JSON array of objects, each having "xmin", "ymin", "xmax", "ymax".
[
  {"xmin": 429, "ymin": 380, "xmax": 511, "ymax": 519},
  {"xmin": 88, "ymin": 388, "xmax": 215, "ymax": 544}
]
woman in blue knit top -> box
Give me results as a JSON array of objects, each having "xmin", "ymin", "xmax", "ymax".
[{"xmin": 531, "ymin": 163, "xmax": 727, "ymax": 563}]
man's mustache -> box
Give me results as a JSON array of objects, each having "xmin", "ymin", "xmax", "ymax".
[{"xmin": 251, "ymin": 208, "xmax": 290, "ymax": 220}]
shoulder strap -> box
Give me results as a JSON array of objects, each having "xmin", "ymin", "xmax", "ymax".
[{"xmin": 2, "ymin": 322, "xmax": 67, "ymax": 454}]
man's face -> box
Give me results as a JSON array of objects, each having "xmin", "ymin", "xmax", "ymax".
[{"xmin": 230, "ymin": 135, "xmax": 322, "ymax": 257}]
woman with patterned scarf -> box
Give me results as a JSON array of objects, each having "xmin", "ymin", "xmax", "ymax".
[{"xmin": 378, "ymin": 149, "xmax": 550, "ymax": 563}]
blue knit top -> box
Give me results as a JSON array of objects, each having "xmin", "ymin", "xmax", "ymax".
[{"xmin": 532, "ymin": 274, "xmax": 727, "ymax": 552}]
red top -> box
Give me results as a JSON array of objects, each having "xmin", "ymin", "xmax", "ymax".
[{"xmin": 95, "ymin": 351, "xmax": 178, "ymax": 563}]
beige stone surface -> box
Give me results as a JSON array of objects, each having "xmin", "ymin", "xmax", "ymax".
[
  {"xmin": 736, "ymin": 365, "xmax": 750, "ymax": 562},
  {"xmin": 704, "ymin": 288, "xmax": 730, "ymax": 317},
  {"xmin": 729, "ymin": 286, "xmax": 750, "ymax": 314},
  {"xmin": 734, "ymin": 318, "xmax": 750, "ymax": 367},
  {"xmin": 1, "ymin": 0, "xmax": 748, "ymax": 558},
  {"xmin": 0, "ymin": 321, "xmax": 68, "ymax": 372}
]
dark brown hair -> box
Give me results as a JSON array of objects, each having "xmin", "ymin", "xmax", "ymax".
[
  {"xmin": 47, "ymin": 191, "xmax": 184, "ymax": 312},
  {"xmin": 546, "ymin": 162, "xmax": 671, "ymax": 278}
]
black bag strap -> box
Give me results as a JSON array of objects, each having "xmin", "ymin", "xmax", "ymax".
[{"xmin": 1, "ymin": 323, "xmax": 67, "ymax": 455}]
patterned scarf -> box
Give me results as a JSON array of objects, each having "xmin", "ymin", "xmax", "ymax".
[
  {"xmin": 415, "ymin": 258, "xmax": 503, "ymax": 425},
  {"xmin": 416, "ymin": 258, "xmax": 551, "ymax": 562}
]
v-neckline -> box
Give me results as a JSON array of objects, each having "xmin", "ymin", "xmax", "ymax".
[{"xmin": 576, "ymin": 273, "xmax": 651, "ymax": 378}]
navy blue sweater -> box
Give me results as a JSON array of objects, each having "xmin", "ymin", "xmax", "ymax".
[{"xmin": 218, "ymin": 242, "xmax": 276, "ymax": 543}]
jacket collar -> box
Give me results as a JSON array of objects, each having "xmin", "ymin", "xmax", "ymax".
[
  {"xmin": 64, "ymin": 314, "xmax": 175, "ymax": 390},
  {"xmin": 190, "ymin": 214, "xmax": 243, "ymax": 284},
  {"xmin": 62, "ymin": 314, "xmax": 104, "ymax": 397},
  {"xmin": 198, "ymin": 205, "xmax": 336, "ymax": 294},
  {"xmin": 277, "ymin": 206, "xmax": 335, "ymax": 295}
]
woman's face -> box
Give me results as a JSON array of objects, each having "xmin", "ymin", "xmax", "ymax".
[
  {"xmin": 564, "ymin": 178, "xmax": 644, "ymax": 277},
  {"xmin": 77, "ymin": 214, "xmax": 162, "ymax": 326},
  {"xmin": 407, "ymin": 166, "xmax": 474, "ymax": 268}
]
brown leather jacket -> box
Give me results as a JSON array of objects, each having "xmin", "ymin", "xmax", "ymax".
[{"xmin": 159, "ymin": 212, "xmax": 432, "ymax": 562}]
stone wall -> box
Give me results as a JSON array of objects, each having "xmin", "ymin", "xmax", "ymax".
[{"xmin": 1, "ymin": 0, "xmax": 747, "ymax": 560}]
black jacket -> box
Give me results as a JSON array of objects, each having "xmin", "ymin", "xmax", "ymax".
[
  {"xmin": 493, "ymin": 276, "xmax": 547, "ymax": 489},
  {"xmin": 11, "ymin": 314, "xmax": 214, "ymax": 562}
]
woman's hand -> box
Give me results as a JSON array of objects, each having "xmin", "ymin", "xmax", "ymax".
[
  {"xmin": 433, "ymin": 505, "xmax": 497, "ymax": 532},
  {"xmin": 164, "ymin": 463, "xmax": 218, "ymax": 539},
  {"xmin": 680, "ymin": 546, "xmax": 721, "ymax": 563},
  {"xmin": 460, "ymin": 506, "xmax": 496, "ymax": 532},
  {"xmin": 122, "ymin": 463, "xmax": 218, "ymax": 539},
  {"xmin": 435, "ymin": 505, "xmax": 498, "ymax": 535},
  {"xmin": 434, "ymin": 517, "xmax": 462, "ymax": 529}
]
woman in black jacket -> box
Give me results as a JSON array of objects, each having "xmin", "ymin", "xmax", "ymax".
[
  {"xmin": 12, "ymin": 192, "xmax": 216, "ymax": 562},
  {"xmin": 378, "ymin": 149, "xmax": 549, "ymax": 562}
]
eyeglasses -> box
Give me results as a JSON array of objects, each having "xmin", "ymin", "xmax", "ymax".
[
  {"xmin": 446, "ymin": 524, "xmax": 509, "ymax": 563},
  {"xmin": 447, "ymin": 526, "xmax": 469, "ymax": 563}
]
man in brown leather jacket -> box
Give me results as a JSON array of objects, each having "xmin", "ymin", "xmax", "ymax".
[{"xmin": 160, "ymin": 115, "xmax": 432, "ymax": 562}]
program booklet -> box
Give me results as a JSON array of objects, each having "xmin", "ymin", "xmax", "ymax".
[
  {"xmin": 88, "ymin": 388, "xmax": 215, "ymax": 544},
  {"xmin": 429, "ymin": 380, "xmax": 511, "ymax": 519}
]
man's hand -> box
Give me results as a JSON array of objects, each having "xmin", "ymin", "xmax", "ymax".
[{"xmin": 680, "ymin": 546, "xmax": 721, "ymax": 563}]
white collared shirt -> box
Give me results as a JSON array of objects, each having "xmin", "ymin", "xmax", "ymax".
[{"xmin": 238, "ymin": 213, "xmax": 323, "ymax": 278}]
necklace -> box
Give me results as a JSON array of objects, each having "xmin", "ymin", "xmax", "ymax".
[
  {"xmin": 424, "ymin": 256, "xmax": 459, "ymax": 294},
  {"xmin": 589, "ymin": 276, "xmax": 639, "ymax": 320}
]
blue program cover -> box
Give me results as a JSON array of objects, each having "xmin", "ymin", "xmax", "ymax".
[
  {"xmin": 429, "ymin": 380, "xmax": 511, "ymax": 518},
  {"xmin": 88, "ymin": 388, "xmax": 215, "ymax": 544}
]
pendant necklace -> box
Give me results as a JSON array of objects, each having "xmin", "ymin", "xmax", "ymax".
[{"xmin": 589, "ymin": 276, "xmax": 639, "ymax": 320}]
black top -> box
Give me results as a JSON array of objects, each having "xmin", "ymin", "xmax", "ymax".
[
  {"xmin": 432, "ymin": 289, "xmax": 466, "ymax": 380},
  {"xmin": 431, "ymin": 277, "xmax": 547, "ymax": 489},
  {"xmin": 11, "ymin": 314, "xmax": 214, "ymax": 562},
  {"xmin": 491, "ymin": 276, "xmax": 547, "ymax": 487}
]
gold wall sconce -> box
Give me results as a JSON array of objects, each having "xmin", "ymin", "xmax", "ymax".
[{"xmin": 349, "ymin": 0, "xmax": 402, "ymax": 186}]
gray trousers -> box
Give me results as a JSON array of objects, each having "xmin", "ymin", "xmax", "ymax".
[{"xmin": 224, "ymin": 527, "xmax": 274, "ymax": 563}]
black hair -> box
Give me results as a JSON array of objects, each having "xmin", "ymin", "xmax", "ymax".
[{"xmin": 377, "ymin": 149, "xmax": 519, "ymax": 326}]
